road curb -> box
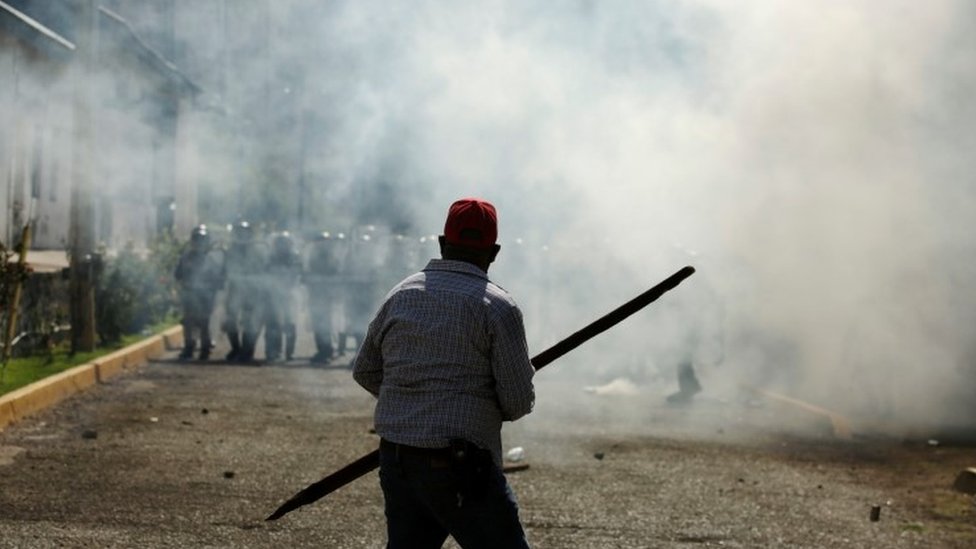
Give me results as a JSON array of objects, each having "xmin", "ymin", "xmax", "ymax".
[{"xmin": 0, "ymin": 325, "xmax": 183, "ymax": 432}]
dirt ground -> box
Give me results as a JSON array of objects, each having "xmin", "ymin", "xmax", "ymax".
[{"xmin": 1, "ymin": 340, "xmax": 974, "ymax": 548}]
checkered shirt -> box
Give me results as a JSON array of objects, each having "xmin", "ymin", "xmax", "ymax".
[{"xmin": 352, "ymin": 259, "xmax": 535, "ymax": 464}]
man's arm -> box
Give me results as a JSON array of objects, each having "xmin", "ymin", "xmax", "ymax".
[
  {"xmin": 351, "ymin": 315, "xmax": 385, "ymax": 396},
  {"xmin": 490, "ymin": 305, "xmax": 535, "ymax": 421}
]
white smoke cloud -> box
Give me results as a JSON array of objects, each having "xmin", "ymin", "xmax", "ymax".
[{"xmin": 177, "ymin": 0, "xmax": 976, "ymax": 432}]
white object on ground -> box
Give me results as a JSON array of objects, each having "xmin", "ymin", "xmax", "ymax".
[
  {"xmin": 582, "ymin": 377, "xmax": 639, "ymax": 396},
  {"xmin": 505, "ymin": 446, "xmax": 525, "ymax": 462}
]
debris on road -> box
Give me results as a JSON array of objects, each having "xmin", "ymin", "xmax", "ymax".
[
  {"xmin": 506, "ymin": 446, "xmax": 525, "ymax": 462},
  {"xmin": 223, "ymin": 471, "xmax": 236, "ymax": 479},
  {"xmin": 81, "ymin": 429, "xmax": 98, "ymax": 440},
  {"xmin": 582, "ymin": 377, "xmax": 639, "ymax": 396},
  {"xmin": 503, "ymin": 463, "xmax": 530, "ymax": 473},
  {"xmin": 952, "ymin": 468, "xmax": 976, "ymax": 495},
  {"xmin": 870, "ymin": 505, "xmax": 881, "ymax": 522},
  {"xmin": 594, "ymin": 452, "xmax": 605, "ymax": 460}
]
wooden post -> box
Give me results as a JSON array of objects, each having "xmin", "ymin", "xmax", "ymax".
[
  {"xmin": 69, "ymin": 0, "xmax": 97, "ymax": 353},
  {"xmin": 2, "ymin": 224, "xmax": 31, "ymax": 367}
]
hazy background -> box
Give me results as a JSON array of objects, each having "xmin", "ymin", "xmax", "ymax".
[{"xmin": 172, "ymin": 0, "xmax": 976, "ymax": 434}]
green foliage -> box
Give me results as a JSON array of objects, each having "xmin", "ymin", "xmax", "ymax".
[
  {"xmin": 0, "ymin": 343, "xmax": 106, "ymax": 396},
  {"xmin": 1, "ymin": 238, "xmax": 33, "ymax": 382},
  {"xmin": 15, "ymin": 272, "xmax": 70, "ymax": 360},
  {"xmin": 0, "ymin": 329, "xmax": 161, "ymax": 396},
  {"xmin": 94, "ymin": 232, "xmax": 183, "ymax": 345},
  {"xmin": 149, "ymin": 229, "xmax": 184, "ymax": 281},
  {"xmin": 0, "ymin": 231, "xmax": 183, "ymax": 387}
]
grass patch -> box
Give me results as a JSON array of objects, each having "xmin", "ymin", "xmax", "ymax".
[{"xmin": 0, "ymin": 323, "xmax": 176, "ymax": 397}]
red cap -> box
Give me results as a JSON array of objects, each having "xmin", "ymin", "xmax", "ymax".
[{"xmin": 443, "ymin": 198, "xmax": 498, "ymax": 250}]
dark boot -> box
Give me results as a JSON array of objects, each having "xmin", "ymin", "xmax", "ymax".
[
  {"xmin": 313, "ymin": 333, "xmax": 330, "ymax": 357},
  {"xmin": 225, "ymin": 330, "xmax": 241, "ymax": 361},
  {"xmin": 198, "ymin": 339, "xmax": 211, "ymax": 361},
  {"xmin": 199, "ymin": 324, "xmax": 212, "ymax": 361},
  {"xmin": 677, "ymin": 361, "xmax": 702, "ymax": 395},
  {"xmin": 285, "ymin": 323, "xmax": 297, "ymax": 360},
  {"xmin": 180, "ymin": 321, "xmax": 194, "ymax": 360},
  {"xmin": 667, "ymin": 361, "xmax": 702, "ymax": 406},
  {"xmin": 264, "ymin": 327, "xmax": 281, "ymax": 362},
  {"xmin": 179, "ymin": 343, "xmax": 194, "ymax": 360},
  {"xmin": 240, "ymin": 332, "xmax": 257, "ymax": 363},
  {"xmin": 311, "ymin": 343, "xmax": 333, "ymax": 364}
]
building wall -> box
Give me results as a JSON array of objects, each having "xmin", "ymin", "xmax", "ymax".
[
  {"xmin": 0, "ymin": 25, "xmax": 75, "ymax": 250},
  {"xmin": 33, "ymin": 123, "xmax": 74, "ymax": 249},
  {"xmin": 2, "ymin": 1, "xmax": 201, "ymax": 253}
]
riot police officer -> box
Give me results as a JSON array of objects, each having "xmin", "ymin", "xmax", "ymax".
[
  {"xmin": 304, "ymin": 231, "xmax": 343, "ymax": 363},
  {"xmin": 339, "ymin": 230, "xmax": 381, "ymax": 356},
  {"xmin": 222, "ymin": 220, "xmax": 267, "ymax": 362},
  {"xmin": 384, "ymin": 233, "xmax": 418, "ymax": 288},
  {"xmin": 264, "ymin": 231, "xmax": 301, "ymax": 362},
  {"xmin": 174, "ymin": 225, "xmax": 222, "ymax": 360}
]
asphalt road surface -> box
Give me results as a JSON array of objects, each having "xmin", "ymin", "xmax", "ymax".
[{"xmin": 1, "ymin": 336, "xmax": 974, "ymax": 548}]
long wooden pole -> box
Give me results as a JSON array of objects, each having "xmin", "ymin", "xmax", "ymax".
[{"xmin": 266, "ymin": 265, "xmax": 696, "ymax": 521}]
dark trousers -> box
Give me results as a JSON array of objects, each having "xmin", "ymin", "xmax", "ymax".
[
  {"xmin": 264, "ymin": 319, "xmax": 296, "ymax": 360},
  {"xmin": 378, "ymin": 440, "xmax": 530, "ymax": 549},
  {"xmin": 222, "ymin": 287, "xmax": 262, "ymax": 361},
  {"xmin": 180, "ymin": 290, "xmax": 215, "ymax": 359}
]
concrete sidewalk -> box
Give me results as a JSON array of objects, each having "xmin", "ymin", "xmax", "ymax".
[{"xmin": 0, "ymin": 326, "xmax": 183, "ymax": 432}]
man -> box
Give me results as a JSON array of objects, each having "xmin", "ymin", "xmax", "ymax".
[
  {"xmin": 353, "ymin": 198, "xmax": 535, "ymax": 549},
  {"xmin": 339, "ymin": 230, "xmax": 379, "ymax": 356},
  {"xmin": 174, "ymin": 225, "xmax": 222, "ymax": 360},
  {"xmin": 264, "ymin": 231, "xmax": 301, "ymax": 362},
  {"xmin": 304, "ymin": 231, "xmax": 343, "ymax": 363},
  {"xmin": 222, "ymin": 220, "xmax": 267, "ymax": 363}
]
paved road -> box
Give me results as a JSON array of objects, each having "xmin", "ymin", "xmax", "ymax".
[{"xmin": 1, "ymin": 341, "xmax": 974, "ymax": 548}]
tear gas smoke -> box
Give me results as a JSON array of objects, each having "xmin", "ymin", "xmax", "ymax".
[
  {"xmin": 72, "ymin": 1, "xmax": 976, "ymax": 435},
  {"xmin": 248, "ymin": 0, "xmax": 974, "ymax": 434}
]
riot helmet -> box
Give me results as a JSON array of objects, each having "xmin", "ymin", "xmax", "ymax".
[
  {"xmin": 273, "ymin": 231, "xmax": 295, "ymax": 256},
  {"xmin": 190, "ymin": 224, "xmax": 210, "ymax": 250},
  {"xmin": 232, "ymin": 220, "xmax": 254, "ymax": 244}
]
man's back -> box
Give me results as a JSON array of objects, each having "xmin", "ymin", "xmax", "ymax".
[{"xmin": 353, "ymin": 258, "xmax": 534, "ymax": 465}]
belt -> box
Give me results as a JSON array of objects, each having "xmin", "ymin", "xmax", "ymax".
[
  {"xmin": 380, "ymin": 438, "xmax": 453, "ymax": 458},
  {"xmin": 380, "ymin": 439, "xmax": 458, "ymax": 469}
]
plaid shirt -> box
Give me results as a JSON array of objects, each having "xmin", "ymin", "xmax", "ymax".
[{"xmin": 353, "ymin": 259, "xmax": 535, "ymax": 464}]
